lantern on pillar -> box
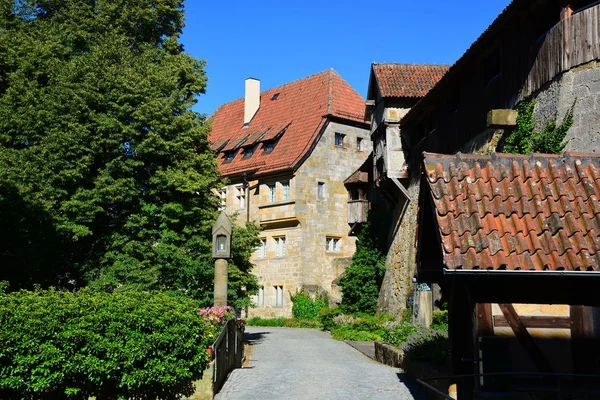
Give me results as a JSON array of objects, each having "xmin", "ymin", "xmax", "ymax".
[{"xmin": 212, "ymin": 211, "xmax": 232, "ymax": 307}]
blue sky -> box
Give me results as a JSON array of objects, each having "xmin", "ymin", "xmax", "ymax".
[{"xmin": 181, "ymin": 0, "xmax": 509, "ymax": 116}]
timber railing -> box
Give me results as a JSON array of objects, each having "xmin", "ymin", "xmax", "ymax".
[
  {"xmin": 524, "ymin": 2, "xmax": 600, "ymax": 96},
  {"xmin": 212, "ymin": 318, "xmax": 244, "ymax": 393}
]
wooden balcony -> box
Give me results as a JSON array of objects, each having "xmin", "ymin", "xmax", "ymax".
[{"xmin": 348, "ymin": 200, "xmax": 369, "ymax": 224}]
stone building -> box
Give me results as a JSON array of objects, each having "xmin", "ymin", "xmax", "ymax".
[
  {"xmin": 371, "ymin": 1, "xmax": 600, "ymax": 397},
  {"xmin": 208, "ymin": 70, "xmax": 370, "ymax": 317},
  {"xmin": 363, "ymin": 63, "xmax": 449, "ymax": 314}
]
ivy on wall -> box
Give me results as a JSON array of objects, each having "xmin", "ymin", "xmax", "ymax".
[{"xmin": 503, "ymin": 99, "xmax": 575, "ymax": 155}]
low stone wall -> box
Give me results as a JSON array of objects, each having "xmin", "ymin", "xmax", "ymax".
[{"xmin": 375, "ymin": 341, "xmax": 451, "ymax": 400}]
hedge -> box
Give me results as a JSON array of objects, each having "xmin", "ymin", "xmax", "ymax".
[{"xmin": 0, "ymin": 287, "xmax": 213, "ymax": 400}]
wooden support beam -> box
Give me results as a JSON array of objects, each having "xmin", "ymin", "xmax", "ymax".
[
  {"xmin": 476, "ymin": 303, "xmax": 493, "ymax": 336},
  {"xmin": 570, "ymin": 305, "xmax": 595, "ymax": 374},
  {"xmin": 493, "ymin": 315, "xmax": 571, "ymax": 329},
  {"xmin": 497, "ymin": 303, "xmax": 554, "ymax": 374}
]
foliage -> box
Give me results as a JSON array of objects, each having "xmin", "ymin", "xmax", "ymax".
[
  {"xmin": 331, "ymin": 328, "xmax": 383, "ymax": 341},
  {"xmin": 0, "ymin": 0, "xmax": 259, "ymax": 306},
  {"xmin": 0, "ymin": 287, "xmax": 212, "ymax": 400},
  {"xmin": 339, "ymin": 220, "xmax": 386, "ymax": 314},
  {"xmin": 504, "ymin": 99, "xmax": 574, "ymax": 155},
  {"xmin": 245, "ymin": 317, "xmax": 322, "ymax": 329},
  {"xmin": 431, "ymin": 309, "xmax": 448, "ymax": 331},
  {"xmin": 318, "ymin": 306, "xmax": 342, "ymax": 331},
  {"xmin": 290, "ymin": 289, "xmax": 328, "ymax": 320},
  {"xmin": 327, "ymin": 313, "xmax": 395, "ymax": 341},
  {"xmin": 400, "ymin": 329, "xmax": 449, "ymax": 367},
  {"xmin": 226, "ymin": 221, "xmax": 261, "ymax": 310},
  {"xmin": 383, "ymin": 322, "xmax": 422, "ymax": 347}
]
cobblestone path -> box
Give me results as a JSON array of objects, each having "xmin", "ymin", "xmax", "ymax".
[{"xmin": 214, "ymin": 326, "xmax": 426, "ymax": 400}]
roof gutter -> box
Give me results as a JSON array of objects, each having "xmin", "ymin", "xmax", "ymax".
[{"xmin": 443, "ymin": 268, "xmax": 600, "ymax": 277}]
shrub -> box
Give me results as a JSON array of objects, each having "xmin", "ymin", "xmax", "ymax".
[
  {"xmin": 401, "ymin": 329, "xmax": 449, "ymax": 367},
  {"xmin": 0, "ymin": 288, "xmax": 212, "ymax": 400},
  {"xmin": 290, "ymin": 289, "xmax": 327, "ymax": 320},
  {"xmin": 431, "ymin": 309, "xmax": 448, "ymax": 331},
  {"xmin": 318, "ymin": 306, "xmax": 342, "ymax": 331},
  {"xmin": 339, "ymin": 221, "xmax": 386, "ymax": 315},
  {"xmin": 331, "ymin": 328, "xmax": 383, "ymax": 341},
  {"xmin": 245, "ymin": 317, "xmax": 322, "ymax": 329},
  {"xmin": 383, "ymin": 321, "xmax": 422, "ymax": 347}
]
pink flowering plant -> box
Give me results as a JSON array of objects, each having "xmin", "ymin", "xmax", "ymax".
[{"xmin": 198, "ymin": 306, "xmax": 245, "ymax": 331}]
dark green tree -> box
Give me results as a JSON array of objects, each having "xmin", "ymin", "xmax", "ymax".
[
  {"xmin": 0, "ymin": 0, "xmax": 258, "ymax": 304},
  {"xmin": 339, "ymin": 220, "xmax": 386, "ymax": 314}
]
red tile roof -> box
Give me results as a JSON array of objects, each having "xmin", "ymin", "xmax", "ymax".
[
  {"xmin": 422, "ymin": 152, "xmax": 600, "ymax": 272},
  {"xmin": 208, "ymin": 70, "xmax": 367, "ymax": 178},
  {"xmin": 373, "ymin": 63, "xmax": 450, "ymax": 98}
]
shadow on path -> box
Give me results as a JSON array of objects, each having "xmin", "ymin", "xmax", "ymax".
[
  {"xmin": 244, "ymin": 331, "xmax": 270, "ymax": 346},
  {"xmin": 396, "ymin": 372, "xmax": 428, "ymax": 400}
]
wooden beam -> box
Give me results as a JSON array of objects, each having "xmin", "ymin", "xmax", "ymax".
[
  {"xmin": 498, "ymin": 303, "xmax": 554, "ymax": 373},
  {"xmin": 570, "ymin": 305, "xmax": 595, "ymax": 374},
  {"xmin": 476, "ymin": 303, "xmax": 494, "ymax": 336},
  {"xmin": 493, "ymin": 315, "xmax": 571, "ymax": 329}
]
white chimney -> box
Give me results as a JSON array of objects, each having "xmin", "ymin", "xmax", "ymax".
[{"xmin": 244, "ymin": 78, "xmax": 260, "ymax": 125}]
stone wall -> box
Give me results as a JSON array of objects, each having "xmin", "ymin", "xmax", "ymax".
[{"xmin": 532, "ymin": 60, "xmax": 600, "ymax": 153}]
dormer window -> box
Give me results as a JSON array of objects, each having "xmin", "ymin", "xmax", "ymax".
[
  {"xmin": 264, "ymin": 142, "xmax": 275, "ymax": 153},
  {"xmin": 271, "ymin": 93, "xmax": 280, "ymax": 100},
  {"xmin": 224, "ymin": 151, "xmax": 235, "ymax": 162},
  {"xmin": 242, "ymin": 147, "xmax": 254, "ymax": 159}
]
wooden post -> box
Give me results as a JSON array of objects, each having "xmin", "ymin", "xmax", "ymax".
[
  {"xmin": 449, "ymin": 282, "xmax": 475, "ymax": 399},
  {"xmin": 570, "ymin": 305, "xmax": 595, "ymax": 374},
  {"xmin": 214, "ymin": 259, "xmax": 228, "ymax": 306}
]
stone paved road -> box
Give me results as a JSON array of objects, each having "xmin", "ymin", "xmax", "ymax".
[{"xmin": 214, "ymin": 327, "xmax": 426, "ymax": 400}]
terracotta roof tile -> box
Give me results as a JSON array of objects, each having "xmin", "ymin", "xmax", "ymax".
[
  {"xmin": 373, "ymin": 63, "xmax": 450, "ymax": 98},
  {"xmin": 208, "ymin": 70, "xmax": 367, "ymax": 178},
  {"xmin": 422, "ymin": 152, "xmax": 600, "ymax": 272}
]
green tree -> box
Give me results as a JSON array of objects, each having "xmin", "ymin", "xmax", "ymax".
[
  {"xmin": 0, "ymin": 0, "xmax": 258, "ymax": 305},
  {"xmin": 339, "ymin": 220, "xmax": 386, "ymax": 314}
]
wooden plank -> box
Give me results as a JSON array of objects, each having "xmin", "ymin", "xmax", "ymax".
[
  {"xmin": 493, "ymin": 315, "xmax": 570, "ymax": 329},
  {"xmin": 476, "ymin": 303, "xmax": 494, "ymax": 336},
  {"xmin": 497, "ymin": 303, "xmax": 555, "ymax": 373},
  {"xmin": 570, "ymin": 305, "xmax": 595, "ymax": 374}
]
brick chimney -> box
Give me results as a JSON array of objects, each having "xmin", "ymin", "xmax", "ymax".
[{"xmin": 244, "ymin": 78, "xmax": 260, "ymax": 125}]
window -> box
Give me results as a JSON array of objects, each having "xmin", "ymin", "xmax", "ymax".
[
  {"xmin": 256, "ymin": 286, "xmax": 265, "ymax": 306},
  {"xmin": 357, "ymin": 137, "xmax": 363, "ymax": 151},
  {"xmin": 236, "ymin": 185, "xmax": 246, "ymax": 209},
  {"xmin": 335, "ymin": 133, "xmax": 345, "ymax": 147},
  {"xmin": 218, "ymin": 187, "xmax": 227, "ymax": 211},
  {"xmin": 326, "ymin": 237, "xmax": 341, "ymax": 252},
  {"xmin": 282, "ymin": 181, "xmax": 290, "ymax": 201},
  {"xmin": 264, "ymin": 142, "xmax": 274, "ymax": 153},
  {"xmin": 267, "ymin": 183, "xmax": 276, "ymax": 203},
  {"xmin": 256, "ymin": 238, "xmax": 267, "ymax": 259},
  {"xmin": 274, "ymin": 285, "xmax": 284, "ymax": 307},
  {"xmin": 243, "ymin": 147, "xmax": 254, "ymax": 158},
  {"xmin": 317, "ymin": 181, "xmax": 325, "ymax": 199},
  {"xmin": 274, "ymin": 236, "xmax": 286, "ymax": 257},
  {"xmin": 224, "ymin": 151, "xmax": 235, "ymax": 162},
  {"xmin": 271, "ymin": 93, "xmax": 280, "ymax": 100}
]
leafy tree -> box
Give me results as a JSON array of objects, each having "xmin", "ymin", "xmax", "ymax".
[
  {"xmin": 339, "ymin": 220, "xmax": 386, "ymax": 314},
  {"xmin": 0, "ymin": 0, "xmax": 258, "ymax": 305}
]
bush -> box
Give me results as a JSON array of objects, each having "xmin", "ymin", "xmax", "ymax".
[
  {"xmin": 331, "ymin": 328, "xmax": 383, "ymax": 341},
  {"xmin": 431, "ymin": 309, "xmax": 448, "ymax": 331},
  {"xmin": 383, "ymin": 321, "xmax": 422, "ymax": 347},
  {"xmin": 318, "ymin": 306, "xmax": 342, "ymax": 331},
  {"xmin": 245, "ymin": 317, "xmax": 322, "ymax": 329},
  {"xmin": 0, "ymin": 288, "xmax": 212, "ymax": 400},
  {"xmin": 339, "ymin": 221, "xmax": 386, "ymax": 315},
  {"xmin": 401, "ymin": 329, "xmax": 449, "ymax": 367},
  {"xmin": 290, "ymin": 289, "xmax": 327, "ymax": 320}
]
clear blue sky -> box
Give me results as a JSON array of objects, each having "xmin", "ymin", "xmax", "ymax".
[{"xmin": 181, "ymin": 0, "xmax": 509, "ymax": 117}]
